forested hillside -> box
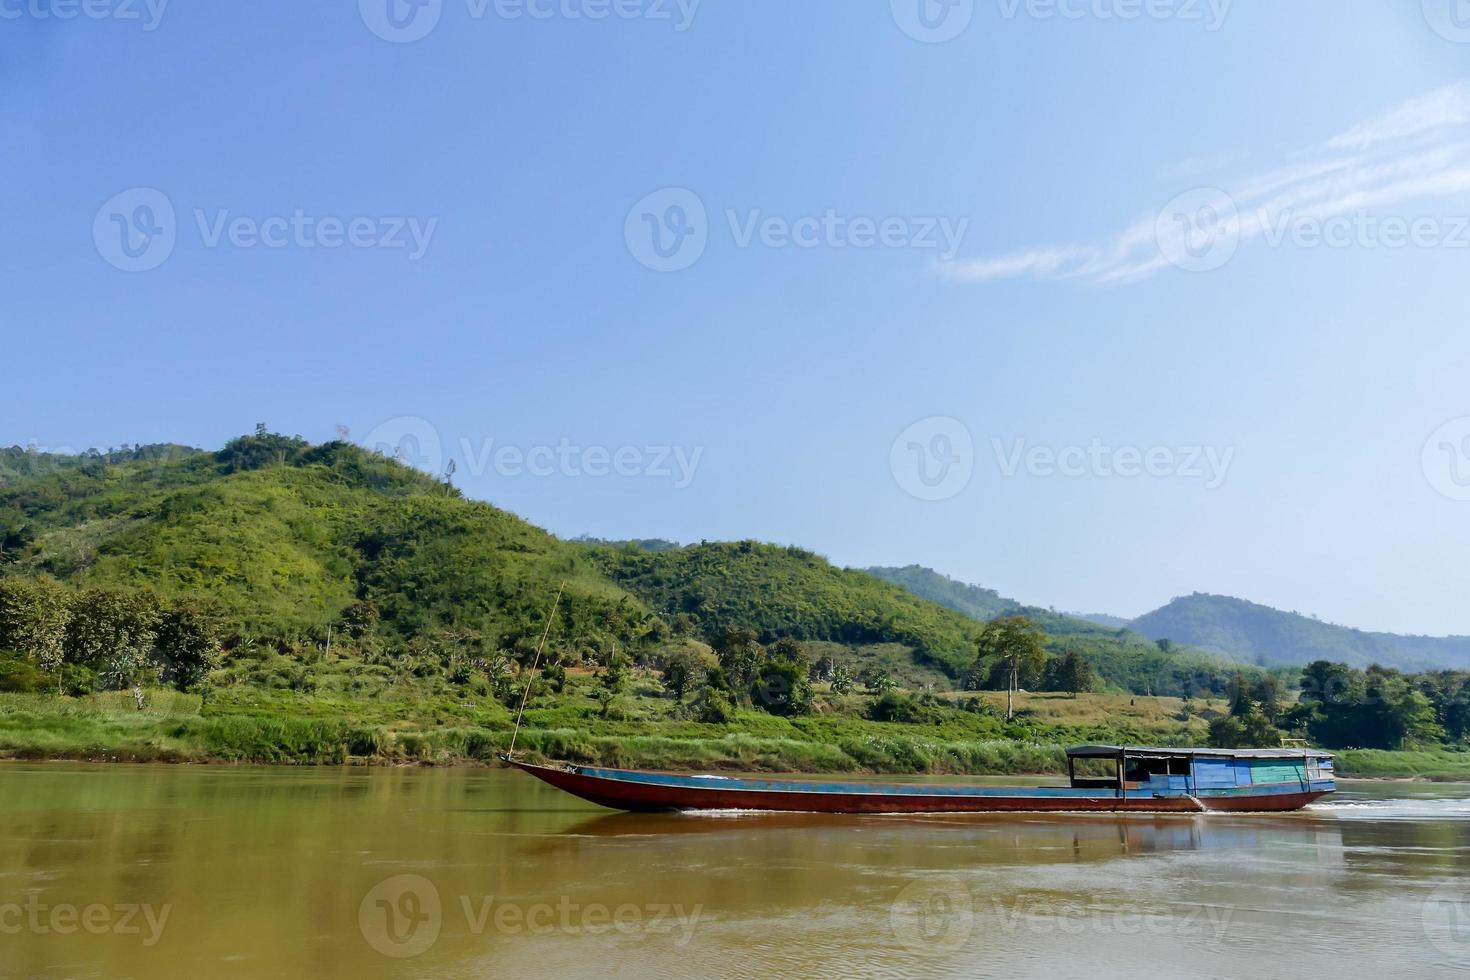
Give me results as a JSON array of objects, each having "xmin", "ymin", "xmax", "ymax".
[
  {"xmin": 1130, "ymin": 594, "xmax": 1470, "ymax": 670},
  {"xmin": 0, "ymin": 434, "xmax": 1467, "ymax": 772}
]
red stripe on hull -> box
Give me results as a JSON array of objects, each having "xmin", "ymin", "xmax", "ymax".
[{"xmin": 511, "ymin": 763, "xmax": 1328, "ymax": 814}]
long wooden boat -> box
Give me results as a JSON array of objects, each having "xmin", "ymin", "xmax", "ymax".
[{"xmin": 505, "ymin": 745, "xmax": 1335, "ymax": 814}]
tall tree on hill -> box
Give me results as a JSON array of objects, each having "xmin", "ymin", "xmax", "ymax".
[{"xmin": 972, "ymin": 616, "xmax": 1047, "ymax": 721}]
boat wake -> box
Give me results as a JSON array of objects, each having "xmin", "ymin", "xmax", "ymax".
[{"xmin": 1309, "ymin": 797, "xmax": 1470, "ymax": 820}]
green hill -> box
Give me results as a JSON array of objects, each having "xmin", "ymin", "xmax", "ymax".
[
  {"xmin": 1129, "ymin": 593, "xmax": 1470, "ymax": 670},
  {"xmin": 0, "ymin": 433, "xmax": 651, "ymax": 653},
  {"xmin": 864, "ymin": 565, "xmax": 1256, "ymax": 695},
  {"xmin": 4, "ymin": 432, "xmax": 1463, "ymax": 774},
  {"xmin": 588, "ymin": 543, "xmax": 988, "ymax": 676},
  {"xmin": 0, "ymin": 434, "xmax": 1259, "ymax": 700}
]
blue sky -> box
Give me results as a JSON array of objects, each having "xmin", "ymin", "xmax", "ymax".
[{"xmin": 5, "ymin": 1, "xmax": 1470, "ymax": 635}]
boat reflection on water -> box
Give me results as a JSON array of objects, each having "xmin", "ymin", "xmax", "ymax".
[{"xmin": 531, "ymin": 807, "xmax": 1349, "ymax": 875}]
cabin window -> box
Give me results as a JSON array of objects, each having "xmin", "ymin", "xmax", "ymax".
[
  {"xmin": 1124, "ymin": 757, "xmax": 1190, "ymax": 781},
  {"xmin": 1069, "ymin": 757, "xmax": 1119, "ymax": 788}
]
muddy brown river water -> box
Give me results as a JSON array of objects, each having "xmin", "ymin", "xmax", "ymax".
[{"xmin": 1, "ymin": 764, "xmax": 1468, "ymax": 978}]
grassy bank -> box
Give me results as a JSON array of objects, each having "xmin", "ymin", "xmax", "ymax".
[
  {"xmin": 0, "ymin": 690, "xmax": 1071, "ymax": 773},
  {"xmin": 1333, "ymin": 748, "xmax": 1470, "ymax": 780},
  {"xmin": 1, "ymin": 686, "xmax": 1465, "ymax": 779}
]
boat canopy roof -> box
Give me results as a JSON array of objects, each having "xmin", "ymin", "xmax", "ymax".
[{"xmin": 1066, "ymin": 744, "xmax": 1333, "ymax": 760}]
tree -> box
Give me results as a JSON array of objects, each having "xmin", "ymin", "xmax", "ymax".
[
  {"xmin": 1052, "ymin": 650, "xmax": 1095, "ymax": 697},
  {"xmin": 1289, "ymin": 661, "xmax": 1446, "ymax": 750},
  {"xmin": 154, "ymin": 600, "xmax": 223, "ymax": 691},
  {"xmin": 0, "ymin": 577, "xmax": 71, "ymax": 685},
  {"xmin": 1208, "ymin": 707, "xmax": 1283, "ymax": 749},
  {"xmin": 829, "ymin": 665, "xmax": 855, "ymax": 696},
  {"xmin": 751, "ymin": 659, "xmax": 813, "ymax": 717},
  {"xmin": 1252, "ymin": 674, "xmax": 1283, "ymax": 723},
  {"xmin": 974, "ymin": 616, "xmax": 1047, "ymax": 721},
  {"xmin": 864, "ymin": 669, "xmax": 896, "ymax": 695},
  {"xmin": 65, "ymin": 587, "xmax": 163, "ymax": 686},
  {"xmin": 714, "ymin": 626, "xmax": 762, "ymax": 696},
  {"xmin": 659, "ymin": 647, "xmax": 707, "ymax": 699},
  {"xmin": 339, "ymin": 600, "xmax": 380, "ymax": 639}
]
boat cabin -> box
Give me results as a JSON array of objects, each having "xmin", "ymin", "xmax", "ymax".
[{"xmin": 1066, "ymin": 745, "xmax": 1335, "ymax": 794}]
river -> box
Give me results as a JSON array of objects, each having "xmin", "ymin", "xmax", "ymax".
[{"xmin": 1, "ymin": 764, "xmax": 1467, "ymax": 978}]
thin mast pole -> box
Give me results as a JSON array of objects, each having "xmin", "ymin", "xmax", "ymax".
[{"xmin": 508, "ymin": 582, "xmax": 565, "ymax": 759}]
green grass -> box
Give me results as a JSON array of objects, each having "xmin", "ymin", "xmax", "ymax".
[
  {"xmin": 0, "ymin": 684, "xmax": 1456, "ymax": 778},
  {"xmin": 1334, "ymin": 748, "xmax": 1470, "ymax": 780}
]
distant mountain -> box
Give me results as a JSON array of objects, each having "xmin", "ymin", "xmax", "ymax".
[
  {"xmin": 864, "ymin": 565, "xmax": 1015, "ymax": 622},
  {"xmin": 865, "ymin": 566, "xmax": 1133, "ymax": 641},
  {"xmin": 863, "ymin": 565, "xmax": 1252, "ymax": 694},
  {"xmin": 1128, "ymin": 593, "xmax": 1470, "ymax": 671},
  {"xmin": 1067, "ymin": 612, "xmax": 1132, "ymax": 630}
]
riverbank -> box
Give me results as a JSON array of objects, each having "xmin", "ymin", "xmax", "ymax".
[{"xmin": 2, "ymin": 690, "xmax": 1466, "ymax": 779}]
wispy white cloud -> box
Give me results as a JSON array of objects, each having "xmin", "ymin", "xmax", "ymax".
[
  {"xmin": 1325, "ymin": 83, "xmax": 1470, "ymax": 151},
  {"xmin": 943, "ymin": 82, "xmax": 1470, "ymax": 286}
]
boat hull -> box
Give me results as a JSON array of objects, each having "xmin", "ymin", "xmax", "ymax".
[{"xmin": 508, "ymin": 761, "xmax": 1332, "ymax": 814}]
